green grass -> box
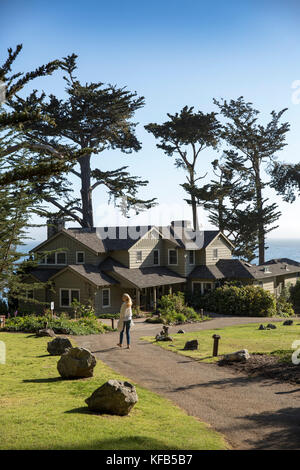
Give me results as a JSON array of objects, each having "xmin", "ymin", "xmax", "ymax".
[
  {"xmin": 0, "ymin": 332, "xmax": 228, "ymax": 450},
  {"xmin": 142, "ymin": 322, "xmax": 300, "ymax": 363}
]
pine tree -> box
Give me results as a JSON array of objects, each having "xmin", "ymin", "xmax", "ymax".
[
  {"xmin": 214, "ymin": 97, "xmax": 289, "ymax": 264},
  {"xmin": 10, "ymin": 54, "xmax": 156, "ymax": 228},
  {"xmin": 145, "ymin": 106, "xmax": 221, "ymax": 230}
]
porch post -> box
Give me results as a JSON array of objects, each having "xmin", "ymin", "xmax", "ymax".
[
  {"xmin": 136, "ymin": 288, "xmax": 141, "ymax": 309},
  {"xmin": 169, "ymin": 285, "xmax": 172, "ymax": 295},
  {"xmin": 153, "ymin": 286, "xmax": 157, "ymax": 311}
]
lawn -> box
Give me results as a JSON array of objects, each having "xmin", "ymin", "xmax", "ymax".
[
  {"xmin": 0, "ymin": 332, "xmax": 228, "ymax": 450},
  {"xmin": 142, "ymin": 322, "xmax": 300, "ymax": 363}
]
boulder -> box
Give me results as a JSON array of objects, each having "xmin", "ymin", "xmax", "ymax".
[
  {"xmin": 259, "ymin": 324, "xmax": 266, "ymax": 330},
  {"xmin": 155, "ymin": 334, "xmax": 173, "ymax": 342},
  {"xmin": 184, "ymin": 339, "xmax": 198, "ymax": 350},
  {"xmin": 37, "ymin": 328, "xmax": 56, "ymax": 337},
  {"xmin": 57, "ymin": 347, "xmax": 96, "ymax": 378},
  {"xmin": 85, "ymin": 379, "xmax": 138, "ymax": 416},
  {"xmin": 266, "ymin": 323, "xmax": 277, "ymax": 329},
  {"xmin": 283, "ymin": 320, "xmax": 293, "ymax": 326},
  {"xmin": 223, "ymin": 349, "xmax": 250, "ymax": 362},
  {"xmin": 177, "ymin": 329, "xmax": 185, "ymax": 334},
  {"xmin": 47, "ymin": 337, "xmax": 72, "ymax": 356}
]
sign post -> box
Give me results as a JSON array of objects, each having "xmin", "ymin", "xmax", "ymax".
[{"xmin": 50, "ymin": 302, "xmax": 54, "ymax": 319}]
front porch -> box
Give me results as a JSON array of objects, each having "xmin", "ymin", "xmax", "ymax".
[{"xmin": 126, "ymin": 282, "xmax": 186, "ymax": 312}]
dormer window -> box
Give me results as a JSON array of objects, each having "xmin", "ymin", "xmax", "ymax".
[
  {"xmin": 188, "ymin": 250, "xmax": 195, "ymax": 265},
  {"xmin": 76, "ymin": 251, "xmax": 85, "ymax": 264},
  {"xmin": 213, "ymin": 249, "xmax": 218, "ymax": 259},
  {"xmin": 168, "ymin": 249, "xmax": 178, "ymax": 265},
  {"xmin": 56, "ymin": 252, "xmax": 67, "ymax": 265},
  {"xmin": 263, "ymin": 267, "xmax": 271, "ymax": 274},
  {"xmin": 153, "ymin": 249, "xmax": 160, "ymax": 266}
]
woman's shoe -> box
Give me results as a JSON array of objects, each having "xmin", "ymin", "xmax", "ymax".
[
  {"xmin": 127, "ymin": 345, "xmax": 131, "ymax": 349},
  {"xmin": 117, "ymin": 343, "xmax": 122, "ymax": 347}
]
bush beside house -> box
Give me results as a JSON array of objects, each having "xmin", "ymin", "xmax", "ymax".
[{"xmin": 188, "ymin": 283, "xmax": 294, "ymax": 317}]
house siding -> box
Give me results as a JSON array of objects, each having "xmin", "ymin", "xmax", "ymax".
[
  {"xmin": 205, "ymin": 236, "xmax": 232, "ymax": 265},
  {"xmin": 129, "ymin": 237, "xmax": 164, "ymax": 269},
  {"xmin": 34, "ymin": 233, "xmax": 104, "ymax": 265}
]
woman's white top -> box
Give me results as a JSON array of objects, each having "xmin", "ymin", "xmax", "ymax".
[{"xmin": 120, "ymin": 302, "xmax": 132, "ymax": 321}]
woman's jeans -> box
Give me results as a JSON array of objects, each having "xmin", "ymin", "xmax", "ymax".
[{"xmin": 120, "ymin": 320, "xmax": 131, "ymax": 345}]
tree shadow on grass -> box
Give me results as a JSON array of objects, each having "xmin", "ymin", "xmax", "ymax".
[
  {"xmin": 243, "ymin": 407, "xmax": 300, "ymax": 449},
  {"xmin": 33, "ymin": 436, "xmax": 180, "ymax": 450},
  {"xmin": 23, "ymin": 377, "xmax": 63, "ymax": 383}
]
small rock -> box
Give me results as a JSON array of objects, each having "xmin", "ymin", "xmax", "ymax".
[
  {"xmin": 177, "ymin": 329, "xmax": 185, "ymax": 334},
  {"xmin": 283, "ymin": 320, "xmax": 293, "ymax": 326},
  {"xmin": 37, "ymin": 328, "xmax": 56, "ymax": 337},
  {"xmin": 184, "ymin": 339, "xmax": 198, "ymax": 350},
  {"xmin": 223, "ymin": 349, "xmax": 250, "ymax": 362},
  {"xmin": 266, "ymin": 323, "xmax": 277, "ymax": 329},
  {"xmin": 57, "ymin": 347, "xmax": 96, "ymax": 378},
  {"xmin": 47, "ymin": 337, "xmax": 72, "ymax": 356},
  {"xmin": 259, "ymin": 324, "xmax": 266, "ymax": 330},
  {"xmin": 85, "ymin": 379, "xmax": 138, "ymax": 416},
  {"xmin": 155, "ymin": 334, "xmax": 173, "ymax": 341}
]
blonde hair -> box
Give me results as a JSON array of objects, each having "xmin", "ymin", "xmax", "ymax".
[{"xmin": 122, "ymin": 293, "xmax": 132, "ymax": 306}]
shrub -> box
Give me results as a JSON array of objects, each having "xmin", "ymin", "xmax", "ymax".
[
  {"xmin": 157, "ymin": 292, "xmax": 201, "ymax": 324},
  {"xmin": 194, "ymin": 284, "xmax": 277, "ymax": 317},
  {"xmin": 3, "ymin": 314, "xmax": 110, "ymax": 335},
  {"xmin": 276, "ymin": 287, "xmax": 294, "ymax": 317},
  {"xmin": 290, "ymin": 280, "xmax": 300, "ymax": 313}
]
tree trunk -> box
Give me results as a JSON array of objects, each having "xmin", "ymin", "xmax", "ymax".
[
  {"xmin": 79, "ymin": 154, "xmax": 94, "ymax": 228},
  {"xmin": 254, "ymin": 163, "xmax": 265, "ymax": 264},
  {"xmin": 190, "ymin": 171, "xmax": 199, "ymax": 231}
]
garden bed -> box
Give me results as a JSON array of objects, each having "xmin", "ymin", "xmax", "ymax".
[{"xmin": 218, "ymin": 352, "xmax": 300, "ymax": 385}]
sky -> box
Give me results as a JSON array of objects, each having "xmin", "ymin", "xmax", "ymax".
[{"xmin": 1, "ymin": 0, "xmax": 300, "ymax": 242}]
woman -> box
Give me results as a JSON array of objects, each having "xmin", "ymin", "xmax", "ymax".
[{"xmin": 117, "ymin": 293, "xmax": 133, "ymax": 349}]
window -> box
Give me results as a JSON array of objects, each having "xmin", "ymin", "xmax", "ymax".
[
  {"xmin": 102, "ymin": 288, "xmax": 110, "ymax": 307},
  {"xmin": 60, "ymin": 289, "xmax": 80, "ymax": 307},
  {"xmin": 136, "ymin": 251, "xmax": 142, "ymax": 262},
  {"xmin": 56, "ymin": 252, "xmax": 67, "ymax": 264},
  {"xmin": 168, "ymin": 249, "xmax": 178, "ymax": 265},
  {"xmin": 192, "ymin": 282, "xmax": 202, "ymax": 295},
  {"xmin": 188, "ymin": 250, "xmax": 195, "ymax": 265},
  {"xmin": 26, "ymin": 290, "xmax": 34, "ymax": 300},
  {"xmin": 153, "ymin": 249, "xmax": 160, "ymax": 265},
  {"xmin": 42, "ymin": 252, "xmax": 67, "ymax": 265},
  {"xmin": 213, "ymin": 249, "xmax": 218, "ymax": 259},
  {"xmin": 76, "ymin": 251, "xmax": 85, "ymax": 264},
  {"xmin": 46, "ymin": 253, "xmax": 56, "ymax": 265}
]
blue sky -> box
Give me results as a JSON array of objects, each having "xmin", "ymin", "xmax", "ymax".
[{"xmin": 1, "ymin": 0, "xmax": 300, "ymax": 240}]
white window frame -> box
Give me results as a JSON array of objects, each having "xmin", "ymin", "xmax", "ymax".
[
  {"xmin": 153, "ymin": 249, "xmax": 160, "ymax": 266},
  {"xmin": 192, "ymin": 281, "xmax": 214, "ymax": 295},
  {"xmin": 213, "ymin": 248, "xmax": 218, "ymax": 259},
  {"xmin": 41, "ymin": 252, "xmax": 67, "ymax": 265},
  {"xmin": 168, "ymin": 249, "xmax": 178, "ymax": 266},
  {"xmin": 188, "ymin": 250, "xmax": 195, "ymax": 265},
  {"xmin": 76, "ymin": 251, "xmax": 85, "ymax": 264},
  {"xmin": 102, "ymin": 288, "xmax": 111, "ymax": 308},
  {"xmin": 26, "ymin": 289, "xmax": 34, "ymax": 300},
  {"xmin": 59, "ymin": 288, "xmax": 80, "ymax": 308},
  {"xmin": 136, "ymin": 250, "xmax": 142, "ymax": 262}
]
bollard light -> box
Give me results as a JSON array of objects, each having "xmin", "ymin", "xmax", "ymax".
[{"xmin": 212, "ymin": 334, "xmax": 221, "ymax": 357}]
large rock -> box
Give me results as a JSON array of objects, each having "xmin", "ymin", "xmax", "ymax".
[
  {"xmin": 283, "ymin": 320, "xmax": 293, "ymax": 326},
  {"xmin": 184, "ymin": 339, "xmax": 198, "ymax": 350},
  {"xmin": 37, "ymin": 328, "xmax": 56, "ymax": 337},
  {"xmin": 267, "ymin": 323, "xmax": 277, "ymax": 329},
  {"xmin": 85, "ymin": 380, "xmax": 138, "ymax": 416},
  {"xmin": 47, "ymin": 337, "xmax": 72, "ymax": 356},
  {"xmin": 57, "ymin": 347, "xmax": 96, "ymax": 378},
  {"xmin": 223, "ymin": 349, "xmax": 250, "ymax": 362},
  {"xmin": 155, "ymin": 334, "xmax": 173, "ymax": 341}
]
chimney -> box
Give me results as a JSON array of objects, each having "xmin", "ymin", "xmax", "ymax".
[
  {"xmin": 47, "ymin": 218, "xmax": 65, "ymax": 239},
  {"xmin": 170, "ymin": 220, "xmax": 192, "ymax": 228}
]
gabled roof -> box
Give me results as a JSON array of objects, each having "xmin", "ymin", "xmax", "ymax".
[
  {"xmin": 29, "ymin": 268, "xmax": 62, "ymax": 282},
  {"xmin": 31, "ymin": 223, "xmax": 232, "ymax": 255},
  {"xmin": 50, "ymin": 264, "xmax": 118, "ymax": 287},
  {"xmin": 189, "ymin": 258, "xmax": 300, "ymax": 281},
  {"xmin": 99, "ymin": 256, "xmax": 186, "ymax": 288}
]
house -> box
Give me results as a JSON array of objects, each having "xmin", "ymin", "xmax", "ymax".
[{"xmin": 20, "ymin": 220, "xmax": 300, "ymax": 315}]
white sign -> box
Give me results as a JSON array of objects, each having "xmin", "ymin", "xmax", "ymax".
[
  {"xmin": 50, "ymin": 302, "xmax": 54, "ymax": 311},
  {"xmin": 0, "ymin": 341, "xmax": 6, "ymax": 364}
]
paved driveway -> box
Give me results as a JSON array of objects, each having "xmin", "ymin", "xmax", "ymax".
[{"xmin": 73, "ymin": 316, "xmax": 300, "ymax": 450}]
